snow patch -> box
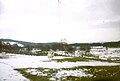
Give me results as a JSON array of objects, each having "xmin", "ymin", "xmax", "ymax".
[
  {"xmin": 0, "ymin": 63, "xmax": 29, "ymax": 81},
  {"xmin": 55, "ymin": 70, "xmax": 92, "ymax": 77}
]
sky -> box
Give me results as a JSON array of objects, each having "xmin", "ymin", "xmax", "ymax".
[{"xmin": 0, "ymin": 0, "xmax": 120, "ymax": 43}]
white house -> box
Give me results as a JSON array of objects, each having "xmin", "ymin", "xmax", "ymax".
[
  {"xmin": 31, "ymin": 48, "xmax": 41, "ymax": 54},
  {"xmin": 90, "ymin": 46, "xmax": 107, "ymax": 55}
]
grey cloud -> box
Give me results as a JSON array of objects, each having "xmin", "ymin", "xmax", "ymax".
[
  {"xmin": 110, "ymin": 0, "xmax": 120, "ymax": 15},
  {"xmin": 96, "ymin": 20, "xmax": 120, "ymax": 30},
  {"xmin": 64, "ymin": 0, "xmax": 120, "ymax": 23}
]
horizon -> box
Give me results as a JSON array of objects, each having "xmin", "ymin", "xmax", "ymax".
[
  {"xmin": 0, "ymin": 38, "xmax": 120, "ymax": 44},
  {"xmin": 0, "ymin": 0, "xmax": 120, "ymax": 43}
]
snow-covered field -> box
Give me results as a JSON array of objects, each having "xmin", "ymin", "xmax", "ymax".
[
  {"xmin": 0, "ymin": 62, "xmax": 29, "ymax": 81},
  {"xmin": 0, "ymin": 54, "xmax": 120, "ymax": 68},
  {"xmin": 0, "ymin": 54, "xmax": 120, "ymax": 81}
]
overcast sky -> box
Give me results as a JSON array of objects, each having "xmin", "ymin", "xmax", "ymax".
[{"xmin": 0, "ymin": 0, "xmax": 120, "ymax": 43}]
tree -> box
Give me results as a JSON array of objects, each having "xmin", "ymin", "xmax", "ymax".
[
  {"xmin": 80, "ymin": 45, "xmax": 91, "ymax": 54},
  {"xmin": 0, "ymin": 41, "xmax": 2, "ymax": 53},
  {"xmin": 24, "ymin": 45, "xmax": 33, "ymax": 51}
]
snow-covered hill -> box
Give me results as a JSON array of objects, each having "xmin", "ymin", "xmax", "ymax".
[{"xmin": 4, "ymin": 42, "xmax": 24, "ymax": 47}]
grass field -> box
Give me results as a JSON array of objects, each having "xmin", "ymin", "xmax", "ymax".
[
  {"xmin": 55, "ymin": 57, "xmax": 120, "ymax": 63},
  {"xmin": 16, "ymin": 66, "xmax": 120, "ymax": 81},
  {"xmin": 15, "ymin": 56, "xmax": 120, "ymax": 81}
]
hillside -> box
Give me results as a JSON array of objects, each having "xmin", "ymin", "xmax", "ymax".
[
  {"xmin": 71, "ymin": 41, "xmax": 120, "ymax": 47},
  {"xmin": 0, "ymin": 39, "xmax": 62, "ymax": 46},
  {"xmin": 0, "ymin": 39, "xmax": 120, "ymax": 47},
  {"xmin": 0, "ymin": 39, "xmax": 37, "ymax": 46}
]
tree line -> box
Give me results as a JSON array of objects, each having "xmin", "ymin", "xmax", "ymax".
[
  {"xmin": 71, "ymin": 41, "xmax": 120, "ymax": 47},
  {"xmin": 0, "ymin": 40, "xmax": 120, "ymax": 55}
]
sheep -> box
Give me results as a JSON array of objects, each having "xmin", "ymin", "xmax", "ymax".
[
  {"xmin": 47, "ymin": 53, "xmax": 54, "ymax": 60},
  {"xmin": 0, "ymin": 52, "xmax": 8, "ymax": 58},
  {"xmin": 107, "ymin": 56, "xmax": 112, "ymax": 61}
]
